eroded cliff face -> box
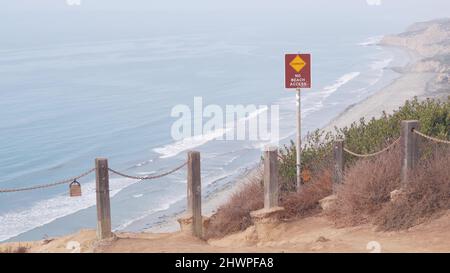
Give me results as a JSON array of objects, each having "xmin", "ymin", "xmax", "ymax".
[
  {"xmin": 382, "ymin": 19, "xmax": 450, "ymax": 58},
  {"xmin": 381, "ymin": 19, "xmax": 450, "ymax": 87}
]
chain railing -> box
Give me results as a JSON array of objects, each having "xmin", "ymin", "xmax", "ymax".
[
  {"xmin": 0, "ymin": 155, "xmax": 192, "ymax": 240},
  {"xmin": 2, "ymin": 128, "xmax": 447, "ymax": 195},
  {"xmin": 333, "ymin": 120, "xmax": 450, "ymax": 192},
  {"xmin": 413, "ymin": 129, "xmax": 450, "ymax": 145},
  {"xmin": 343, "ymin": 136, "xmax": 401, "ymax": 158},
  {"xmin": 0, "ymin": 162, "xmax": 187, "ymax": 194},
  {"xmin": 1, "ymin": 119, "xmax": 448, "ymax": 241},
  {"xmin": 0, "ymin": 168, "xmax": 95, "ymax": 193},
  {"xmin": 108, "ymin": 162, "xmax": 187, "ymax": 180}
]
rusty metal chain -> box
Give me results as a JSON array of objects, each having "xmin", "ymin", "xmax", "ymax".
[
  {"xmin": 413, "ymin": 129, "xmax": 450, "ymax": 145},
  {"xmin": 343, "ymin": 136, "xmax": 401, "ymax": 158},
  {"xmin": 0, "ymin": 168, "xmax": 95, "ymax": 193},
  {"xmin": 108, "ymin": 162, "xmax": 187, "ymax": 180},
  {"xmin": 9, "ymin": 130, "xmax": 445, "ymax": 193}
]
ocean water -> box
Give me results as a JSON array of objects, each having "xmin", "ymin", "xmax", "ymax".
[{"xmin": 0, "ymin": 10, "xmax": 413, "ymax": 242}]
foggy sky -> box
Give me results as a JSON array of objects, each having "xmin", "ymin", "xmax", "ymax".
[
  {"xmin": 3, "ymin": 0, "xmax": 450, "ymax": 15},
  {"xmin": 1, "ymin": 0, "xmax": 449, "ymax": 50}
]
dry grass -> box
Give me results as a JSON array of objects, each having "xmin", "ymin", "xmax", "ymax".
[
  {"xmin": 0, "ymin": 245, "xmax": 29, "ymax": 253},
  {"xmin": 327, "ymin": 148, "xmax": 402, "ymax": 226},
  {"xmin": 328, "ymin": 144, "xmax": 450, "ymax": 231},
  {"xmin": 375, "ymin": 148, "xmax": 450, "ymax": 231},
  {"xmin": 205, "ymin": 163, "xmax": 333, "ymax": 239},
  {"xmin": 206, "ymin": 143, "xmax": 449, "ymax": 239},
  {"xmin": 204, "ymin": 169, "xmax": 264, "ymax": 239},
  {"xmin": 280, "ymin": 167, "xmax": 333, "ymax": 219}
]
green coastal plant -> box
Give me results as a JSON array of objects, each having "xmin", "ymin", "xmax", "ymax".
[
  {"xmin": 207, "ymin": 97, "xmax": 449, "ymax": 239},
  {"xmin": 278, "ymin": 130, "xmax": 334, "ymax": 192},
  {"xmin": 278, "ymin": 97, "xmax": 450, "ymax": 191}
]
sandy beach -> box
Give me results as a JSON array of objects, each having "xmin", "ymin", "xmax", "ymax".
[{"xmin": 324, "ymin": 71, "xmax": 435, "ymax": 131}]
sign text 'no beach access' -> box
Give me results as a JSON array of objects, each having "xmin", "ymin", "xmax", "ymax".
[{"xmin": 285, "ymin": 54, "xmax": 311, "ymax": 89}]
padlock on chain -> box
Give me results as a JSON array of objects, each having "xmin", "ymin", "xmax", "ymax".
[{"xmin": 69, "ymin": 179, "xmax": 82, "ymax": 197}]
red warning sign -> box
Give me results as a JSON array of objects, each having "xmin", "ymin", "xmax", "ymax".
[{"xmin": 285, "ymin": 54, "xmax": 311, "ymax": 89}]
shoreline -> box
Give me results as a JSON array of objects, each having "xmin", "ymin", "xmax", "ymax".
[
  {"xmin": 141, "ymin": 162, "xmax": 263, "ymax": 234},
  {"xmin": 323, "ymin": 46, "xmax": 438, "ymax": 132}
]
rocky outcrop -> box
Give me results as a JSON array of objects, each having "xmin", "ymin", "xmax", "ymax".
[
  {"xmin": 411, "ymin": 60, "xmax": 442, "ymax": 73},
  {"xmin": 319, "ymin": 195, "xmax": 337, "ymax": 211},
  {"xmin": 381, "ymin": 18, "xmax": 450, "ymax": 95},
  {"xmin": 381, "ymin": 19, "xmax": 450, "ymax": 58}
]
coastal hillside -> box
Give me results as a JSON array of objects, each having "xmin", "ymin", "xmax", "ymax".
[
  {"xmin": 327, "ymin": 18, "xmax": 450, "ymax": 131},
  {"xmin": 382, "ymin": 18, "xmax": 450, "ymax": 57},
  {"xmin": 382, "ymin": 18, "xmax": 450, "ymax": 97}
]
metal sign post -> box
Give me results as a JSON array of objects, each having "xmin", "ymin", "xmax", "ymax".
[
  {"xmin": 296, "ymin": 88, "xmax": 302, "ymax": 190},
  {"xmin": 285, "ymin": 53, "xmax": 311, "ymax": 192}
]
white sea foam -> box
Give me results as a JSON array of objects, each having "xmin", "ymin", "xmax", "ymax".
[
  {"xmin": 370, "ymin": 57, "xmax": 393, "ymax": 71},
  {"xmin": 274, "ymin": 71, "xmax": 360, "ymax": 127},
  {"xmin": 136, "ymin": 171, "xmax": 156, "ymax": 175},
  {"xmin": 0, "ymin": 177, "xmax": 136, "ymax": 242},
  {"xmin": 115, "ymin": 169, "xmax": 238, "ymax": 231},
  {"xmin": 224, "ymin": 155, "xmax": 240, "ymax": 165},
  {"xmin": 153, "ymin": 107, "xmax": 269, "ymax": 158},
  {"xmin": 153, "ymin": 129, "xmax": 230, "ymax": 159},
  {"xmin": 135, "ymin": 159, "xmax": 153, "ymax": 167},
  {"xmin": 114, "ymin": 194, "xmax": 185, "ymax": 231},
  {"xmin": 358, "ymin": 35, "xmax": 383, "ymax": 46},
  {"xmin": 297, "ymin": 72, "xmax": 361, "ymax": 119},
  {"xmin": 322, "ymin": 72, "xmax": 361, "ymax": 97}
]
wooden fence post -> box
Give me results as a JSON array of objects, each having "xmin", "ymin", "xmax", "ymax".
[
  {"xmin": 187, "ymin": 151, "xmax": 202, "ymax": 238},
  {"xmin": 95, "ymin": 158, "xmax": 112, "ymax": 240},
  {"xmin": 333, "ymin": 140, "xmax": 344, "ymax": 192},
  {"xmin": 264, "ymin": 146, "xmax": 279, "ymax": 209},
  {"xmin": 401, "ymin": 120, "xmax": 420, "ymax": 186}
]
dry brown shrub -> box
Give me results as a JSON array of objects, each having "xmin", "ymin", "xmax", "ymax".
[
  {"xmin": 0, "ymin": 245, "xmax": 28, "ymax": 253},
  {"xmin": 328, "ymin": 148, "xmax": 402, "ymax": 226},
  {"xmin": 204, "ymin": 170, "xmax": 264, "ymax": 239},
  {"xmin": 375, "ymin": 147, "xmax": 450, "ymax": 231},
  {"xmin": 205, "ymin": 162, "xmax": 334, "ymax": 239},
  {"xmin": 280, "ymin": 167, "xmax": 333, "ymax": 219}
]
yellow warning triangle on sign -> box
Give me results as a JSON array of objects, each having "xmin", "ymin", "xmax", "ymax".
[{"xmin": 289, "ymin": 55, "xmax": 306, "ymax": 73}]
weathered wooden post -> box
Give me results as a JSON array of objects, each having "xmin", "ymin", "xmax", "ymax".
[
  {"xmin": 264, "ymin": 146, "xmax": 279, "ymax": 209},
  {"xmin": 187, "ymin": 151, "xmax": 202, "ymax": 238},
  {"xmin": 401, "ymin": 120, "xmax": 420, "ymax": 186},
  {"xmin": 95, "ymin": 158, "xmax": 112, "ymax": 240},
  {"xmin": 249, "ymin": 147, "xmax": 284, "ymax": 224},
  {"xmin": 333, "ymin": 140, "xmax": 344, "ymax": 191}
]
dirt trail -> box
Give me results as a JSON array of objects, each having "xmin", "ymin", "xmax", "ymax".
[{"xmin": 2, "ymin": 210, "xmax": 450, "ymax": 253}]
